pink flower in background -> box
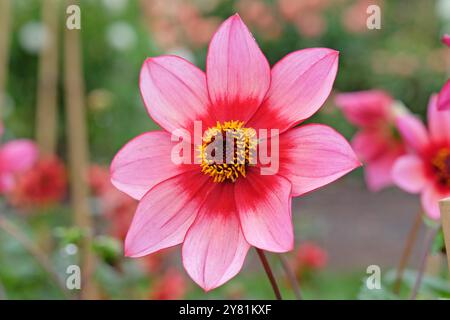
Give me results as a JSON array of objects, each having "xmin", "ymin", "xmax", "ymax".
[
  {"xmin": 438, "ymin": 35, "xmax": 450, "ymax": 110},
  {"xmin": 149, "ymin": 268, "xmax": 187, "ymax": 300},
  {"xmin": 9, "ymin": 157, "xmax": 66, "ymax": 209},
  {"xmin": 443, "ymin": 34, "xmax": 450, "ymax": 47},
  {"xmin": 111, "ymin": 14, "xmax": 360, "ymax": 290},
  {"xmin": 335, "ymin": 90, "xmax": 406, "ymax": 191},
  {"xmin": 294, "ymin": 242, "xmax": 327, "ymax": 277},
  {"xmin": 438, "ymin": 80, "xmax": 450, "ymax": 111},
  {"xmin": 393, "ymin": 95, "xmax": 450, "ymax": 219},
  {"xmin": 0, "ymin": 125, "xmax": 38, "ymax": 194}
]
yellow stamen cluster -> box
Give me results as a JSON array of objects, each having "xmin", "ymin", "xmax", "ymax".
[
  {"xmin": 432, "ymin": 148, "xmax": 450, "ymax": 187},
  {"xmin": 199, "ymin": 120, "xmax": 257, "ymax": 183}
]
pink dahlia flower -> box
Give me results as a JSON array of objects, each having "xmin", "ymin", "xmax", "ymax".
[
  {"xmin": 0, "ymin": 124, "xmax": 38, "ymax": 194},
  {"xmin": 443, "ymin": 34, "xmax": 450, "ymax": 48},
  {"xmin": 335, "ymin": 90, "xmax": 406, "ymax": 191},
  {"xmin": 393, "ymin": 95, "xmax": 450, "ymax": 220},
  {"xmin": 438, "ymin": 34, "xmax": 450, "ymax": 111},
  {"xmin": 111, "ymin": 14, "xmax": 360, "ymax": 290}
]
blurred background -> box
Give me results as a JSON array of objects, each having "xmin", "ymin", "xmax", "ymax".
[{"xmin": 0, "ymin": 0, "xmax": 449, "ymax": 299}]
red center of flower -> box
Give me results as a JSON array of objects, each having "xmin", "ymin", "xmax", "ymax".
[
  {"xmin": 199, "ymin": 120, "xmax": 257, "ymax": 183},
  {"xmin": 431, "ymin": 148, "xmax": 450, "ymax": 187}
]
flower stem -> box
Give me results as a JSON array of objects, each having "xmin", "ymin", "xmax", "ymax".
[
  {"xmin": 0, "ymin": 214, "xmax": 70, "ymax": 299},
  {"xmin": 409, "ymin": 225, "xmax": 440, "ymax": 300},
  {"xmin": 393, "ymin": 210, "xmax": 422, "ymax": 294},
  {"xmin": 256, "ymin": 248, "xmax": 282, "ymax": 300},
  {"xmin": 278, "ymin": 254, "xmax": 302, "ymax": 299}
]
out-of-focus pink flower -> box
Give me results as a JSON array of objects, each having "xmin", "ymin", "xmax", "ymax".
[
  {"xmin": 0, "ymin": 126, "xmax": 38, "ymax": 194},
  {"xmin": 294, "ymin": 242, "xmax": 327, "ymax": 277},
  {"xmin": 9, "ymin": 157, "xmax": 66, "ymax": 209},
  {"xmin": 442, "ymin": 34, "xmax": 450, "ymax": 47},
  {"xmin": 149, "ymin": 268, "xmax": 187, "ymax": 300},
  {"xmin": 111, "ymin": 14, "xmax": 360, "ymax": 291},
  {"xmin": 335, "ymin": 90, "xmax": 406, "ymax": 191},
  {"xmin": 393, "ymin": 96, "xmax": 450, "ymax": 219},
  {"xmin": 438, "ymin": 80, "xmax": 450, "ymax": 111}
]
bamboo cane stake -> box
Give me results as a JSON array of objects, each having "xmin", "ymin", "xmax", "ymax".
[
  {"xmin": 63, "ymin": 0, "xmax": 98, "ymax": 299},
  {"xmin": 0, "ymin": 0, "xmax": 12, "ymax": 118},
  {"xmin": 439, "ymin": 197, "xmax": 450, "ymax": 272},
  {"xmin": 36, "ymin": 0, "xmax": 60, "ymax": 156}
]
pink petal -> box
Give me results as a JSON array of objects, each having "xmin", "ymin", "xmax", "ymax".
[
  {"xmin": 427, "ymin": 94, "xmax": 450, "ymax": 144},
  {"xmin": 442, "ymin": 34, "xmax": 450, "ymax": 47},
  {"xmin": 182, "ymin": 183, "xmax": 250, "ymax": 291},
  {"xmin": 140, "ymin": 55, "xmax": 212, "ymax": 134},
  {"xmin": 111, "ymin": 131, "xmax": 196, "ymax": 200},
  {"xmin": 352, "ymin": 130, "xmax": 389, "ymax": 162},
  {"xmin": 421, "ymin": 186, "xmax": 449, "ymax": 220},
  {"xmin": 206, "ymin": 14, "xmax": 270, "ymax": 123},
  {"xmin": 438, "ymin": 80, "xmax": 450, "ymax": 110},
  {"xmin": 248, "ymin": 48, "xmax": 339, "ymax": 133},
  {"xmin": 395, "ymin": 114, "xmax": 430, "ymax": 154},
  {"xmin": 278, "ymin": 124, "xmax": 361, "ymax": 196},
  {"xmin": 125, "ymin": 171, "xmax": 212, "ymax": 257},
  {"xmin": 364, "ymin": 150, "xmax": 403, "ymax": 192},
  {"xmin": 0, "ymin": 139, "xmax": 38, "ymax": 174},
  {"xmin": 335, "ymin": 90, "xmax": 393, "ymax": 127},
  {"xmin": 392, "ymin": 155, "xmax": 427, "ymax": 193},
  {"xmin": 235, "ymin": 171, "xmax": 293, "ymax": 252}
]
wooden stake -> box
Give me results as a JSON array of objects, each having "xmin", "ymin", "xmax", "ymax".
[
  {"xmin": 0, "ymin": 0, "xmax": 12, "ymax": 117},
  {"xmin": 36, "ymin": 0, "xmax": 60, "ymax": 156},
  {"xmin": 64, "ymin": 0, "xmax": 98, "ymax": 299},
  {"xmin": 440, "ymin": 197, "xmax": 450, "ymax": 272}
]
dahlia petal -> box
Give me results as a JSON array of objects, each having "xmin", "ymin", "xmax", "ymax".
[
  {"xmin": 352, "ymin": 130, "xmax": 389, "ymax": 162},
  {"xmin": 124, "ymin": 171, "xmax": 212, "ymax": 257},
  {"xmin": 421, "ymin": 186, "xmax": 449, "ymax": 220},
  {"xmin": 278, "ymin": 124, "xmax": 361, "ymax": 196},
  {"xmin": 182, "ymin": 183, "xmax": 250, "ymax": 291},
  {"xmin": 110, "ymin": 131, "xmax": 196, "ymax": 200},
  {"xmin": 0, "ymin": 140, "xmax": 38, "ymax": 173},
  {"xmin": 248, "ymin": 48, "xmax": 339, "ymax": 133},
  {"xmin": 396, "ymin": 114, "xmax": 429, "ymax": 153},
  {"xmin": 235, "ymin": 172, "xmax": 293, "ymax": 252},
  {"xmin": 206, "ymin": 14, "xmax": 270, "ymax": 122},
  {"xmin": 437, "ymin": 79, "xmax": 450, "ymax": 110},
  {"xmin": 364, "ymin": 150, "xmax": 403, "ymax": 192},
  {"xmin": 427, "ymin": 94, "xmax": 450, "ymax": 143},
  {"xmin": 140, "ymin": 55, "xmax": 211, "ymax": 134},
  {"xmin": 392, "ymin": 155, "xmax": 427, "ymax": 194},
  {"xmin": 442, "ymin": 34, "xmax": 450, "ymax": 47},
  {"xmin": 335, "ymin": 90, "xmax": 393, "ymax": 127}
]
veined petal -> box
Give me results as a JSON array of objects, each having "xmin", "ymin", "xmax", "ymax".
[
  {"xmin": 0, "ymin": 140, "xmax": 38, "ymax": 174},
  {"xmin": 421, "ymin": 186, "xmax": 449, "ymax": 220},
  {"xmin": 392, "ymin": 155, "xmax": 427, "ymax": 194},
  {"xmin": 182, "ymin": 183, "xmax": 250, "ymax": 291},
  {"xmin": 206, "ymin": 14, "xmax": 270, "ymax": 123},
  {"xmin": 437, "ymin": 79, "xmax": 450, "ymax": 110},
  {"xmin": 278, "ymin": 124, "xmax": 361, "ymax": 196},
  {"xmin": 235, "ymin": 171, "xmax": 293, "ymax": 252},
  {"xmin": 111, "ymin": 131, "xmax": 196, "ymax": 200},
  {"xmin": 248, "ymin": 48, "xmax": 339, "ymax": 133},
  {"xmin": 396, "ymin": 114, "xmax": 430, "ymax": 154},
  {"xmin": 140, "ymin": 55, "xmax": 212, "ymax": 134},
  {"xmin": 427, "ymin": 94, "xmax": 450, "ymax": 144},
  {"xmin": 335, "ymin": 90, "xmax": 393, "ymax": 127},
  {"xmin": 124, "ymin": 171, "xmax": 212, "ymax": 257}
]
